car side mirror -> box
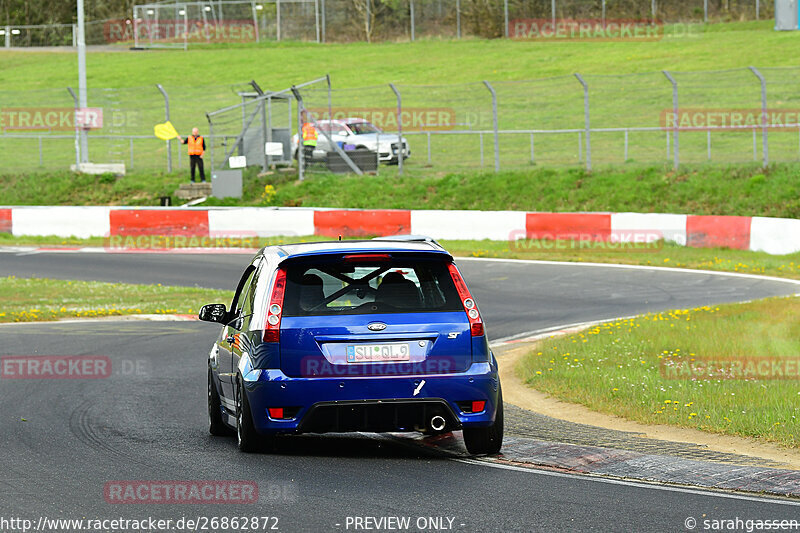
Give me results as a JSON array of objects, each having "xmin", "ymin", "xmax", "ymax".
[{"xmin": 199, "ymin": 303, "xmax": 228, "ymax": 324}]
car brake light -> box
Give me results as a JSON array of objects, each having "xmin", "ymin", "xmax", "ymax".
[
  {"xmin": 447, "ymin": 263, "xmax": 484, "ymax": 337},
  {"xmin": 263, "ymin": 268, "xmax": 286, "ymax": 343},
  {"xmin": 268, "ymin": 407, "xmax": 284, "ymax": 419},
  {"xmin": 471, "ymin": 401, "xmax": 486, "ymax": 413},
  {"xmin": 342, "ymin": 253, "xmax": 391, "ymax": 262}
]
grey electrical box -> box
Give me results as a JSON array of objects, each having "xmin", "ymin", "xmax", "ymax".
[
  {"xmin": 211, "ymin": 169, "xmax": 243, "ymax": 199},
  {"xmin": 775, "ymin": 0, "xmax": 799, "ymax": 30}
]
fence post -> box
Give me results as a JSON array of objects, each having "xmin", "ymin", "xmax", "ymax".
[
  {"xmin": 77, "ymin": 0, "xmax": 89, "ymax": 164},
  {"xmin": 483, "ymin": 81, "xmax": 500, "ymax": 172},
  {"xmin": 67, "ymin": 87, "xmax": 80, "ymax": 168},
  {"xmin": 321, "ymin": 0, "xmax": 326, "ymax": 42},
  {"xmin": 326, "ymin": 74, "xmax": 333, "ymax": 123},
  {"xmin": 530, "ymin": 133, "xmax": 534, "ymax": 163},
  {"xmin": 427, "ymin": 132, "xmax": 431, "ymax": 164},
  {"xmin": 624, "ymin": 129, "xmax": 628, "ymax": 161},
  {"xmin": 749, "ymin": 66, "xmax": 768, "ymax": 168},
  {"xmin": 251, "ymin": 1, "xmax": 260, "ymax": 43},
  {"xmin": 266, "ymin": 96, "xmax": 273, "ymax": 166},
  {"xmin": 72, "ymin": 24, "xmax": 77, "ymax": 47},
  {"xmin": 602, "ymin": 0, "xmax": 606, "ymax": 27},
  {"xmin": 662, "ymin": 70, "xmax": 679, "ymax": 170},
  {"xmin": 314, "ymin": 0, "xmax": 320, "ymax": 42},
  {"xmin": 4, "ymin": 26, "xmax": 10, "ymax": 48},
  {"xmin": 207, "ymin": 114, "xmax": 214, "ymax": 172},
  {"xmin": 574, "ymin": 73, "xmax": 591, "ymax": 171},
  {"xmin": 410, "ymin": 0, "xmax": 415, "ymax": 41},
  {"xmin": 276, "ymin": 0, "xmax": 281, "ymax": 41},
  {"xmin": 260, "ymin": 99, "xmax": 268, "ymax": 171},
  {"xmin": 503, "ymin": 0, "xmax": 509, "ymax": 38},
  {"xmin": 156, "ymin": 84, "xmax": 172, "ymax": 173},
  {"xmin": 456, "ymin": 0, "xmax": 461, "ymax": 38},
  {"xmin": 390, "ymin": 83, "xmax": 403, "ymax": 176},
  {"xmin": 756, "ymin": 0, "xmax": 760, "ymax": 19},
  {"xmin": 704, "ymin": 0, "xmax": 708, "ymax": 22},
  {"xmin": 551, "ymin": 0, "xmax": 555, "ymax": 25}
]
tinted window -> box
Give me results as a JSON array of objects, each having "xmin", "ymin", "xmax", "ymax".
[
  {"xmin": 230, "ymin": 264, "xmax": 258, "ymax": 316},
  {"xmin": 241, "ymin": 263, "xmax": 263, "ymax": 317},
  {"xmin": 347, "ymin": 122, "xmax": 380, "ymax": 134},
  {"xmin": 283, "ymin": 258, "xmax": 462, "ymax": 316}
]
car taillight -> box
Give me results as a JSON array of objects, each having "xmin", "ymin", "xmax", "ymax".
[
  {"xmin": 263, "ymin": 268, "xmax": 286, "ymax": 343},
  {"xmin": 447, "ymin": 262, "xmax": 484, "ymax": 337}
]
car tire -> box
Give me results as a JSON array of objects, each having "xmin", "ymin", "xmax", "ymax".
[
  {"xmin": 462, "ymin": 388, "xmax": 504, "ymax": 456},
  {"xmin": 208, "ymin": 368, "xmax": 232, "ymax": 436},
  {"xmin": 236, "ymin": 375, "xmax": 262, "ymax": 453}
]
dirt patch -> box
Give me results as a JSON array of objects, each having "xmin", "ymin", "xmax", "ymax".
[{"xmin": 494, "ymin": 339, "xmax": 800, "ymax": 470}]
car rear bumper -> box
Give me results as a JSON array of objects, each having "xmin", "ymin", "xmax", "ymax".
[{"xmin": 242, "ymin": 362, "xmax": 499, "ymax": 435}]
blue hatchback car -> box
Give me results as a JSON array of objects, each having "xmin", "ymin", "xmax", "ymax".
[{"xmin": 199, "ymin": 240, "xmax": 503, "ymax": 455}]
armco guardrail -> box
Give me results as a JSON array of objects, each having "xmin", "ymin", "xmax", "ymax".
[{"xmin": 1, "ymin": 207, "xmax": 798, "ymax": 256}]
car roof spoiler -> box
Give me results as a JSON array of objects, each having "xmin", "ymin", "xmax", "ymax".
[{"xmin": 372, "ymin": 234, "xmax": 441, "ymax": 246}]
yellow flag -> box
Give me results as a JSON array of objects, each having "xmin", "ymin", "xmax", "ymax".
[{"xmin": 154, "ymin": 121, "xmax": 179, "ymax": 141}]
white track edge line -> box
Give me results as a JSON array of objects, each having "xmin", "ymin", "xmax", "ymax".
[{"xmin": 453, "ymin": 458, "xmax": 800, "ymax": 506}]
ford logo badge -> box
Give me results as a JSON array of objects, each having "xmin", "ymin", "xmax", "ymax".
[{"xmin": 367, "ymin": 322, "xmax": 387, "ymax": 331}]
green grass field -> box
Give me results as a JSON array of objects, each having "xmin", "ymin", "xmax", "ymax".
[
  {"xmin": 0, "ymin": 22, "xmax": 792, "ymax": 89},
  {"xmin": 0, "ymin": 275, "xmax": 232, "ymax": 322},
  {"xmin": 517, "ymin": 296, "xmax": 800, "ymax": 447},
  {"xmin": 3, "ymin": 163, "xmax": 799, "ymax": 221}
]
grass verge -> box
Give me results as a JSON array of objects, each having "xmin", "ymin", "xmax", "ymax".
[
  {"xmin": 0, "ymin": 276, "xmax": 233, "ymax": 323},
  {"xmin": 3, "ymin": 164, "xmax": 800, "ymax": 218},
  {"xmin": 517, "ymin": 296, "xmax": 800, "ymax": 448}
]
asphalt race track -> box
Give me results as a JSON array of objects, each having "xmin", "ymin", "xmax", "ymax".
[
  {"xmin": 1, "ymin": 251, "xmax": 799, "ymax": 531},
  {"xmin": 1, "ymin": 250, "xmax": 798, "ymax": 340}
]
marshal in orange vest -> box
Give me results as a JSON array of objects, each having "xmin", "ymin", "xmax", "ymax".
[{"xmin": 187, "ymin": 135, "xmax": 204, "ymax": 156}]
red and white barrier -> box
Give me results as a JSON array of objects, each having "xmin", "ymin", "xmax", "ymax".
[
  {"xmin": 11, "ymin": 206, "xmax": 111, "ymax": 238},
  {"xmin": 1, "ymin": 206, "xmax": 799, "ymax": 256}
]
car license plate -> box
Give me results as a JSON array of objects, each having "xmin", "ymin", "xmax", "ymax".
[{"xmin": 346, "ymin": 343, "xmax": 410, "ymax": 363}]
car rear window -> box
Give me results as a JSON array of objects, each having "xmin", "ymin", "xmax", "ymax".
[{"xmin": 282, "ymin": 257, "xmax": 463, "ymax": 316}]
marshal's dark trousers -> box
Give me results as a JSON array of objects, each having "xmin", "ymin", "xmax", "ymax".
[{"xmin": 190, "ymin": 155, "xmax": 205, "ymax": 182}]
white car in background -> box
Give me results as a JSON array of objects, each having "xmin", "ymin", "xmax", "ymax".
[{"xmin": 292, "ymin": 118, "xmax": 410, "ymax": 164}]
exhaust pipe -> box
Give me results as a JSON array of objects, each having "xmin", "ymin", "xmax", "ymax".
[{"xmin": 430, "ymin": 415, "xmax": 446, "ymax": 432}]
